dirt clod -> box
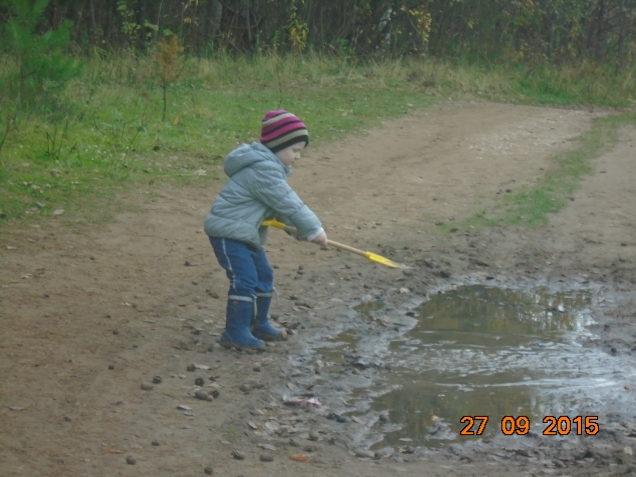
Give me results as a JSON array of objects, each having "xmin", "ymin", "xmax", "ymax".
[
  {"xmin": 204, "ymin": 466, "xmax": 214, "ymax": 475},
  {"xmin": 152, "ymin": 375, "xmax": 162, "ymax": 384},
  {"xmin": 195, "ymin": 377, "xmax": 204, "ymax": 386}
]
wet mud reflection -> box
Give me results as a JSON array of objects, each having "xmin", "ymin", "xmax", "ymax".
[
  {"xmin": 315, "ymin": 285, "xmax": 636, "ymax": 449},
  {"xmin": 372, "ymin": 286, "xmax": 619, "ymax": 446}
]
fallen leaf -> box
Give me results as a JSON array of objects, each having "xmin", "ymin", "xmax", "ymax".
[{"xmin": 289, "ymin": 454, "xmax": 311, "ymax": 463}]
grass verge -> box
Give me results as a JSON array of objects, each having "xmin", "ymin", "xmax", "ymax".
[
  {"xmin": 1, "ymin": 54, "xmax": 635, "ymax": 229},
  {"xmin": 449, "ymin": 111, "xmax": 636, "ymax": 232}
]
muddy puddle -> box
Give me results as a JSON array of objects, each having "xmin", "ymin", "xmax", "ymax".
[{"xmin": 308, "ymin": 284, "xmax": 636, "ymax": 450}]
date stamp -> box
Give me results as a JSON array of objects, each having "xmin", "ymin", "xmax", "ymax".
[{"xmin": 460, "ymin": 415, "xmax": 599, "ymax": 436}]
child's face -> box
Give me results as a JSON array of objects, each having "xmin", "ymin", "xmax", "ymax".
[{"xmin": 275, "ymin": 142, "xmax": 305, "ymax": 168}]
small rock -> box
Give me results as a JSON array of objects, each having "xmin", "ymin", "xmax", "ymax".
[
  {"xmin": 195, "ymin": 391, "xmax": 211, "ymax": 401},
  {"xmin": 204, "ymin": 466, "xmax": 214, "ymax": 475},
  {"xmin": 308, "ymin": 431, "xmax": 319, "ymax": 441},
  {"xmin": 289, "ymin": 438, "xmax": 300, "ymax": 447},
  {"xmin": 187, "ymin": 364, "xmax": 196, "ymax": 372},
  {"xmin": 63, "ymin": 415, "xmax": 72, "ymax": 422},
  {"xmin": 231, "ymin": 450, "xmax": 245, "ymax": 460},
  {"xmin": 152, "ymin": 440, "xmax": 161, "ymax": 446},
  {"xmin": 303, "ymin": 445, "xmax": 316, "ymax": 453},
  {"xmin": 112, "ymin": 330, "xmax": 119, "ymax": 335},
  {"xmin": 379, "ymin": 412, "xmax": 390, "ymax": 423},
  {"xmin": 355, "ymin": 450, "xmax": 375, "ymax": 459},
  {"xmin": 140, "ymin": 383, "xmax": 154, "ymax": 391},
  {"xmin": 108, "ymin": 365, "xmax": 114, "ymax": 370},
  {"xmin": 253, "ymin": 366, "xmax": 261, "ymax": 372},
  {"xmin": 126, "ymin": 456, "xmax": 136, "ymax": 465},
  {"xmin": 152, "ymin": 375, "xmax": 163, "ymax": 384},
  {"xmin": 195, "ymin": 377, "xmax": 204, "ymax": 386},
  {"xmin": 260, "ymin": 454, "xmax": 274, "ymax": 462},
  {"xmin": 210, "ymin": 389, "xmax": 220, "ymax": 399},
  {"xmin": 336, "ymin": 415, "xmax": 348, "ymax": 423}
]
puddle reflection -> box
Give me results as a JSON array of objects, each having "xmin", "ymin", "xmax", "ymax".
[{"xmin": 372, "ymin": 286, "xmax": 610, "ymax": 446}]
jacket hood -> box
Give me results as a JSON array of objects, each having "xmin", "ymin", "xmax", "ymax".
[{"xmin": 224, "ymin": 142, "xmax": 290, "ymax": 177}]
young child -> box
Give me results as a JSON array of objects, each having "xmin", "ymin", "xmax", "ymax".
[{"xmin": 204, "ymin": 110, "xmax": 328, "ymax": 351}]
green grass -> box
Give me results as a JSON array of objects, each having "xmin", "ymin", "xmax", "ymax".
[
  {"xmin": 450, "ymin": 111, "xmax": 636, "ymax": 231},
  {"xmin": 1, "ymin": 53, "xmax": 635, "ymax": 228}
]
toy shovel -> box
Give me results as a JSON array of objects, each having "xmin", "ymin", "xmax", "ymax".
[{"xmin": 262, "ymin": 219, "xmax": 403, "ymax": 269}]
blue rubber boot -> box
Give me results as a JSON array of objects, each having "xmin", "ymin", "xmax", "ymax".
[
  {"xmin": 220, "ymin": 299, "xmax": 265, "ymax": 351},
  {"xmin": 252, "ymin": 296, "xmax": 287, "ymax": 342}
]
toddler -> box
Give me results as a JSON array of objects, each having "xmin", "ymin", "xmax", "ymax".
[{"xmin": 204, "ymin": 110, "xmax": 327, "ymax": 351}]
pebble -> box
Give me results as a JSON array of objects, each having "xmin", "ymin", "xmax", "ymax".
[
  {"xmin": 308, "ymin": 431, "xmax": 319, "ymax": 441},
  {"xmin": 187, "ymin": 364, "xmax": 196, "ymax": 372},
  {"xmin": 112, "ymin": 330, "xmax": 119, "ymax": 335},
  {"xmin": 355, "ymin": 450, "xmax": 375, "ymax": 459},
  {"xmin": 253, "ymin": 366, "xmax": 261, "ymax": 372},
  {"xmin": 108, "ymin": 365, "xmax": 114, "ymax": 370},
  {"xmin": 195, "ymin": 391, "xmax": 212, "ymax": 401},
  {"xmin": 303, "ymin": 445, "xmax": 316, "ymax": 453},
  {"xmin": 126, "ymin": 456, "xmax": 136, "ymax": 465},
  {"xmin": 231, "ymin": 450, "xmax": 245, "ymax": 460},
  {"xmin": 210, "ymin": 389, "xmax": 220, "ymax": 399},
  {"xmin": 63, "ymin": 415, "xmax": 72, "ymax": 422},
  {"xmin": 195, "ymin": 377, "xmax": 204, "ymax": 386},
  {"xmin": 140, "ymin": 383, "xmax": 154, "ymax": 391},
  {"xmin": 204, "ymin": 466, "xmax": 214, "ymax": 475},
  {"xmin": 153, "ymin": 375, "xmax": 163, "ymax": 384},
  {"xmin": 152, "ymin": 440, "xmax": 161, "ymax": 446},
  {"xmin": 260, "ymin": 454, "xmax": 274, "ymax": 462}
]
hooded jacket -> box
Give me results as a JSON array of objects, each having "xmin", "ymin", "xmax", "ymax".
[{"xmin": 204, "ymin": 142, "xmax": 322, "ymax": 248}]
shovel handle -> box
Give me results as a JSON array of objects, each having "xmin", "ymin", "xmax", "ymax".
[
  {"xmin": 262, "ymin": 220, "xmax": 367, "ymax": 256},
  {"xmin": 325, "ymin": 240, "xmax": 367, "ymax": 257}
]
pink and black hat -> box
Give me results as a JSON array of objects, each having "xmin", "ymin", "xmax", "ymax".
[{"xmin": 260, "ymin": 110, "xmax": 309, "ymax": 153}]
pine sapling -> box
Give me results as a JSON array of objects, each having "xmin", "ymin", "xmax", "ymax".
[{"xmin": 156, "ymin": 35, "xmax": 185, "ymax": 121}]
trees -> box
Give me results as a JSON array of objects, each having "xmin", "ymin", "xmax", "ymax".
[{"xmin": 0, "ymin": 1, "xmax": 634, "ymax": 65}]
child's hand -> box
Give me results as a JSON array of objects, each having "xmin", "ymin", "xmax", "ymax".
[{"xmin": 311, "ymin": 231, "xmax": 328, "ymax": 247}]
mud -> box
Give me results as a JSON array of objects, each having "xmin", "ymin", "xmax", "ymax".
[{"xmin": 2, "ymin": 101, "xmax": 636, "ymax": 476}]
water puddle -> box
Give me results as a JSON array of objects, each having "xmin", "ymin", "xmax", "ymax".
[{"xmin": 316, "ymin": 285, "xmax": 636, "ymax": 449}]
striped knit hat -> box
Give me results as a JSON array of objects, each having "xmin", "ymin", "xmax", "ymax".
[{"xmin": 260, "ymin": 110, "xmax": 309, "ymax": 153}]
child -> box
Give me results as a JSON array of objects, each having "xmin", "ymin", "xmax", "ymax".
[{"xmin": 204, "ymin": 110, "xmax": 328, "ymax": 351}]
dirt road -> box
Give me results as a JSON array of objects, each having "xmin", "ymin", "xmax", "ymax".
[{"xmin": 2, "ymin": 101, "xmax": 636, "ymax": 476}]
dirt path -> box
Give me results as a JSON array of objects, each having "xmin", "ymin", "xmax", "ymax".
[{"xmin": 2, "ymin": 101, "xmax": 636, "ymax": 477}]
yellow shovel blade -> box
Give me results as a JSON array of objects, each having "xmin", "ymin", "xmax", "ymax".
[{"xmin": 364, "ymin": 251, "xmax": 402, "ymax": 269}]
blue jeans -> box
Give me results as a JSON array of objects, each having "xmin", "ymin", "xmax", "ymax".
[{"xmin": 209, "ymin": 237, "xmax": 274, "ymax": 303}]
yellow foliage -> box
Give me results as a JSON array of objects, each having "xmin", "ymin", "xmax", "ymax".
[
  {"xmin": 156, "ymin": 35, "xmax": 184, "ymax": 87},
  {"xmin": 289, "ymin": 9, "xmax": 308, "ymax": 54}
]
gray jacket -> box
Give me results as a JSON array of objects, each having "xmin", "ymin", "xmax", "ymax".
[{"xmin": 204, "ymin": 142, "xmax": 322, "ymax": 248}]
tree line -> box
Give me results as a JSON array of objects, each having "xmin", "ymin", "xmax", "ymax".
[{"xmin": 1, "ymin": 0, "xmax": 635, "ymax": 65}]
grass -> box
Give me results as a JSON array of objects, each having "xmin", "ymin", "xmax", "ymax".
[
  {"xmin": 450, "ymin": 111, "xmax": 636, "ymax": 231},
  {"xmin": 1, "ymin": 53, "xmax": 636, "ymax": 228}
]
